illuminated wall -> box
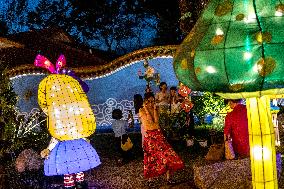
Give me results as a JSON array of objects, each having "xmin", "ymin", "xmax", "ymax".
[{"xmin": 11, "ymin": 57, "xmax": 179, "ymax": 131}]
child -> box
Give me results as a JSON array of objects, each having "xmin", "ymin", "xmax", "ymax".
[
  {"xmin": 111, "ymin": 109, "xmax": 131, "ymax": 165},
  {"xmin": 169, "ymin": 86, "xmax": 181, "ymax": 114}
]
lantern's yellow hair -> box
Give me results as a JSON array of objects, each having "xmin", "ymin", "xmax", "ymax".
[{"xmin": 38, "ymin": 74, "xmax": 96, "ymax": 140}]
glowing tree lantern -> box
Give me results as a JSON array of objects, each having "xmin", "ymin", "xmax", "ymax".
[
  {"xmin": 35, "ymin": 54, "xmax": 100, "ymax": 188},
  {"xmin": 174, "ymin": 0, "xmax": 284, "ymax": 188}
]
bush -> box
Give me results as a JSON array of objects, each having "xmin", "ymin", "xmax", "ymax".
[{"xmin": 191, "ymin": 92, "xmax": 225, "ymax": 123}]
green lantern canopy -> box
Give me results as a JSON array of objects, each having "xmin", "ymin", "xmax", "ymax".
[
  {"xmin": 174, "ymin": 0, "xmax": 284, "ymax": 188},
  {"xmin": 174, "ymin": 0, "xmax": 284, "ymax": 98}
]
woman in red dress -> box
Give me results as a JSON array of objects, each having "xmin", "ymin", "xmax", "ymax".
[
  {"xmin": 138, "ymin": 92, "xmax": 184, "ymax": 182},
  {"xmin": 224, "ymin": 99, "xmax": 250, "ymax": 158}
]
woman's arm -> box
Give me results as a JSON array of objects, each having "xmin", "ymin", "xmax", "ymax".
[
  {"xmin": 139, "ymin": 108, "xmax": 146, "ymax": 144},
  {"xmin": 155, "ymin": 93, "xmax": 161, "ymax": 103},
  {"xmin": 139, "ymin": 108, "xmax": 147, "ymax": 124},
  {"xmin": 153, "ymin": 104, "xmax": 159, "ymax": 124},
  {"xmin": 224, "ymin": 114, "xmax": 232, "ymax": 140}
]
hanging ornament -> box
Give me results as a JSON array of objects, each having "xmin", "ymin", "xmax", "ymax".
[
  {"xmin": 178, "ymin": 85, "xmax": 191, "ymax": 97},
  {"xmin": 181, "ymin": 98, "xmax": 194, "ymax": 113},
  {"xmin": 257, "ymin": 57, "xmax": 276, "ymax": 77},
  {"xmin": 138, "ymin": 59, "xmax": 160, "ymax": 86}
]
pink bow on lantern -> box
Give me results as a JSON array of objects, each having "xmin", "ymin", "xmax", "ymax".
[
  {"xmin": 34, "ymin": 54, "xmax": 66, "ymax": 73},
  {"xmin": 178, "ymin": 85, "xmax": 191, "ymax": 97}
]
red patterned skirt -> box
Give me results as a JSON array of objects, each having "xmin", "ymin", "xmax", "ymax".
[{"xmin": 143, "ymin": 129, "xmax": 185, "ymax": 179}]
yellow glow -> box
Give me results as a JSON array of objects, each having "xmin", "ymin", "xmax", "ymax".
[
  {"xmin": 275, "ymin": 11, "xmax": 283, "ymax": 17},
  {"xmin": 244, "ymin": 13, "xmax": 256, "ymax": 23},
  {"xmin": 275, "ymin": 4, "xmax": 284, "ymax": 17},
  {"xmin": 243, "ymin": 52, "xmax": 252, "ymax": 60},
  {"xmin": 256, "ymin": 32, "xmax": 263, "ymax": 44},
  {"xmin": 252, "ymin": 146, "xmax": 271, "ymax": 160},
  {"xmin": 252, "ymin": 64, "xmax": 258, "ymax": 72},
  {"xmin": 205, "ymin": 66, "xmax": 216, "ymax": 73},
  {"xmin": 215, "ymin": 28, "xmax": 224, "ymax": 35},
  {"xmin": 216, "ymin": 88, "xmax": 284, "ymax": 99},
  {"xmin": 257, "ymin": 64, "xmax": 263, "ymax": 73},
  {"xmin": 246, "ymin": 96, "xmax": 278, "ymax": 189},
  {"xmin": 38, "ymin": 74, "xmax": 96, "ymax": 140}
]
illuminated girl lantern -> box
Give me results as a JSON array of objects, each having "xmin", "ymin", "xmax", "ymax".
[
  {"xmin": 35, "ymin": 54, "xmax": 101, "ymax": 188},
  {"xmin": 174, "ymin": 0, "xmax": 284, "ymax": 188}
]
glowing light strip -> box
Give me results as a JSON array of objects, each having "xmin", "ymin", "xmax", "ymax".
[
  {"xmin": 85, "ymin": 56, "xmax": 173, "ymax": 80},
  {"xmin": 10, "ymin": 73, "xmax": 46, "ymax": 80}
]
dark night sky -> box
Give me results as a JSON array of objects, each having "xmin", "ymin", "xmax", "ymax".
[{"xmin": 0, "ymin": 0, "xmax": 184, "ymax": 55}]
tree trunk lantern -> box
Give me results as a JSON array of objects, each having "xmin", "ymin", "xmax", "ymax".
[{"xmin": 173, "ymin": 0, "xmax": 284, "ymax": 188}]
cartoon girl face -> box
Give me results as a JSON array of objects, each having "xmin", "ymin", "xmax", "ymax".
[{"xmin": 36, "ymin": 55, "xmax": 96, "ymax": 140}]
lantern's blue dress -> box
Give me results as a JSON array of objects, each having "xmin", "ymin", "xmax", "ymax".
[{"xmin": 44, "ymin": 139, "xmax": 101, "ymax": 176}]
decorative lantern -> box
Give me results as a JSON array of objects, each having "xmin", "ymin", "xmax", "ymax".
[
  {"xmin": 178, "ymin": 85, "xmax": 191, "ymax": 97},
  {"xmin": 35, "ymin": 55, "xmax": 96, "ymax": 140},
  {"xmin": 35, "ymin": 54, "xmax": 100, "ymax": 179},
  {"xmin": 174, "ymin": 0, "xmax": 284, "ymax": 188},
  {"xmin": 138, "ymin": 59, "xmax": 160, "ymax": 86}
]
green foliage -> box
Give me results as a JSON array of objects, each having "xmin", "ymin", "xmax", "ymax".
[
  {"xmin": 211, "ymin": 115, "xmax": 225, "ymax": 132},
  {"xmin": 1, "ymin": 0, "xmax": 189, "ymax": 55},
  {"xmin": 0, "ymin": 63, "xmax": 50, "ymax": 160},
  {"xmin": 165, "ymin": 110, "xmax": 190, "ymax": 138},
  {"xmin": 26, "ymin": 0, "xmax": 162, "ymax": 54},
  {"xmin": 0, "ymin": 63, "xmax": 18, "ymax": 140},
  {"xmin": 2, "ymin": 114, "xmax": 50, "ymax": 157},
  {"xmin": 191, "ymin": 92, "xmax": 225, "ymax": 122}
]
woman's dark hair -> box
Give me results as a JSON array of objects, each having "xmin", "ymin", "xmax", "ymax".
[
  {"xmin": 134, "ymin": 94, "xmax": 143, "ymax": 114},
  {"xmin": 170, "ymin": 86, "xmax": 177, "ymax": 91},
  {"xmin": 144, "ymin": 92, "xmax": 155, "ymax": 101},
  {"xmin": 112, "ymin": 109, "xmax": 123, "ymax": 120},
  {"xmin": 159, "ymin": 82, "xmax": 167, "ymax": 90},
  {"xmin": 224, "ymin": 99, "xmax": 242, "ymax": 105},
  {"xmin": 134, "ymin": 92, "xmax": 155, "ymax": 113}
]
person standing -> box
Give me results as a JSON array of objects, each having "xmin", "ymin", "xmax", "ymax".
[
  {"xmin": 155, "ymin": 82, "xmax": 170, "ymax": 137},
  {"xmin": 168, "ymin": 86, "xmax": 181, "ymax": 114},
  {"xmin": 155, "ymin": 82, "xmax": 169, "ymax": 112},
  {"xmin": 224, "ymin": 99, "xmax": 250, "ymax": 159},
  {"xmin": 138, "ymin": 92, "xmax": 184, "ymax": 183},
  {"xmin": 111, "ymin": 109, "xmax": 131, "ymax": 165}
]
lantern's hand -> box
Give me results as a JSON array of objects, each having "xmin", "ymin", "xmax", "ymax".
[
  {"xmin": 40, "ymin": 148, "xmax": 50, "ymax": 159},
  {"xmin": 83, "ymin": 137, "xmax": 90, "ymax": 143},
  {"xmin": 41, "ymin": 107, "xmax": 48, "ymax": 115}
]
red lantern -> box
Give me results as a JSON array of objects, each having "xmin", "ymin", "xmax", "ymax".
[
  {"xmin": 178, "ymin": 85, "xmax": 191, "ymax": 97},
  {"xmin": 181, "ymin": 99, "xmax": 193, "ymax": 112}
]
